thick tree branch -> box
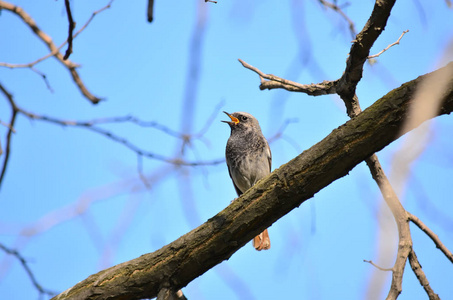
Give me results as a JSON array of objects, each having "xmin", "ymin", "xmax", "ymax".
[
  {"xmin": 243, "ymin": 2, "xmax": 432, "ymax": 298},
  {"xmin": 336, "ymin": 0, "xmax": 396, "ymax": 104},
  {"xmin": 52, "ymin": 63, "xmax": 453, "ymax": 300},
  {"xmin": 365, "ymin": 154, "xmax": 412, "ymax": 299}
]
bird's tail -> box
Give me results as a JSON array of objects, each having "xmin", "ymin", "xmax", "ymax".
[{"xmin": 253, "ymin": 229, "xmax": 270, "ymax": 251}]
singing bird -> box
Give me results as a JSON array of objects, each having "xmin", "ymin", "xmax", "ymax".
[{"xmin": 222, "ymin": 111, "xmax": 271, "ymax": 251}]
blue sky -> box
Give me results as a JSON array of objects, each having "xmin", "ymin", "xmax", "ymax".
[{"xmin": 1, "ymin": 0, "xmax": 453, "ymax": 299}]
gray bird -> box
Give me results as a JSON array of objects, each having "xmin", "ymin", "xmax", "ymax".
[{"xmin": 222, "ymin": 111, "xmax": 271, "ymax": 251}]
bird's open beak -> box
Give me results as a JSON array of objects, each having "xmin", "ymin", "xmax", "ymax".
[{"xmin": 222, "ymin": 111, "xmax": 239, "ymax": 125}]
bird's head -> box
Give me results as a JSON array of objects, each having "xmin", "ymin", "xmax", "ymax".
[{"xmin": 222, "ymin": 111, "xmax": 261, "ymax": 132}]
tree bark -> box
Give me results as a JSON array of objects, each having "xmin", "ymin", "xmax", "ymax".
[{"xmin": 52, "ymin": 62, "xmax": 453, "ymax": 300}]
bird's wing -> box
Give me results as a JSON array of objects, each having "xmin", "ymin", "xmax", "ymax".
[
  {"xmin": 227, "ymin": 163, "xmax": 243, "ymax": 196},
  {"xmin": 266, "ymin": 141, "xmax": 272, "ymax": 173}
]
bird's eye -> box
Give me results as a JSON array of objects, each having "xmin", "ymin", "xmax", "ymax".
[{"xmin": 241, "ymin": 116, "xmax": 248, "ymax": 121}]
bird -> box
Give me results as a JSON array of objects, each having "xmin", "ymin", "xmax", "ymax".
[{"xmin": 222, "ymin": 111, "xmax": 271, "ymax": 251}]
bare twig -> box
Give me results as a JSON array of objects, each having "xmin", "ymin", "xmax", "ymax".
[
  {"xmin": 0, "ymin": 83, "xmax": 18, "ymax": 189},
  {"xmin": 72, "ymin": 0, "xmax": 114, "ymax": 40},
  {"xmin": 363, "ymin": 259, "xmax": 394, "ymax": 272},
  {"xmin": 0, "ymin": 243, "xmax": 56, "ymax": 297},
  {"xmin": 0, "ymin": 1, "xmax": 113, "ymax": 69},
  {"xmin": 238, "ymin": 59, "xmax": 338, "ymax": 95},
  {"xmin": 408, "ymin": 212, "xmax": 453, "ymax": 263},
  {"xmin": 63, "ymin": 0, "xmax": 75, "ymax": 60},
  {"xmin": 368, "ymin": 30, "xmax": 409, "ymax": 59},
  {"xmin": 16, "ymin": 108, "xmax": 224, "ymax": 166},
  {"xmin": 205, "ymin": 0, "xmax": 218, "ymax": 3},
  {"xmin": 56, "ymin": 115, "xmax": 183, "ymax": 139},
  {"xmin": 0, "ymin": 0, "xmax": 105, "ymax": 103},
  {"xmin": 30, "ymin": 67, "xmax": 54, "ymax": 92},
  {"xmin": 318, "ymin": 0, "xmax": 356, "ymax": 37},
  {"xmin": 0, "ymin": 119, "xmax": 16, "ymax": 133}
]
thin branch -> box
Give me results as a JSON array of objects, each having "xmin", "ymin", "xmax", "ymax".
[
  {"xmin": 408, "ymin": 249, "xmax": 441, "ymax": 300},
  {"xmin": 0, "ymin": 119, "xmax": 16, "ymax": 133},
  {"xmin": 0, "ymin": 83, "xmax": 18, "ymax": 189},
  {"xmin": 408, "ymin": 212, "xmax": 453, "ymax": 263},
  {"xmin": 30, "ymin": 67, "xmax": 54, "ymax": 92},
  {"xmin": 0, "ymin": 1, "xmax": 113, "ymax": 69},
  {"xmin": 59, "ymin": 115, "xmax": 184, "ymax": 139},
  {"xmin": 71, "ymin": 0, "xmax": 114, "ymax": 41},
  {"xmin": 363, "ymin": 259, "xmax": 394, "ymax": 272},
  {"xmin": 0, "ymin": 243, "xmax": 56, "ymax": 297},
  {"xmin": 318, "ymin": 0, "xmax": 356, "ymax": 38},
  {"xmin": 368, "ymin": 30, "xmax": 409, "ymax": 59},
  {"xmin": 137, "ymin": 155, "xmax": 151, "ymax": 189},
  {"xmin": 238, "ymin": 59, "xmax": 338, "ymax": 95},
  {"xmin": 0, "ymin": 0, "xmax": 105, "ymax": 104},
  {"xmin": 63, "ymin": 0, "xmax": 75, "ymax": 60},
  {"xmin": 16, "ymin": 108, "xmax": 224, "ymax": 167}
]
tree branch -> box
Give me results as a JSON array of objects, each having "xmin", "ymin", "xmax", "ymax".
[
  {"xmin": 51, "ymin": 62, "xmax": 453, "ymax": 300},
  {"xmin": 240, "ymin": 3, "xmax": 436, "ymax": 298},
  {"xmin": 368, "ymin": 30, "xmax": 409, "ymax": 59},
  {"xmin": 363, "ymin": 259, "xmax": 393, "ymax": 272},
  {"xmin": 365, "ymin": 154, "xmax": 411, "ymax": 299},
  {"xmin": 408, "ymin": 249, "xmax": 440, "ymax": 300},
  {"xmin": 0, "ymin": 243, "xmax": 56, "ymax": 297},
  {"xmin": 318, "ymin": 0, "xmax": 356, "ymax": 38},
  {"xmin": 238, "ymin": 59, "xmax": 338, "ymax": 95},
  {"xmin": 63, "ymin": 0, "xmax": 75, "ymax": 60},
  {"xmin": 408, "ymin": 212, "xmax": 453, "ymax": 264},
  {"xmin": 336, "ymin": 0, "xmax": 396, "ymax": 104},
  {"xmin": 0, "ymin": 1, "xmax": 112, "ymax": 69},
  {"xmin": 0, "ymin": 0, "xmax": 102, "ymax": 104},
  {"xmin": 15, "ymin": 109, "xmax": 225, "ymax": 167},
  {"xmin": 0, "ymin": 83, "xmax": 18, "ymax": 189}
]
